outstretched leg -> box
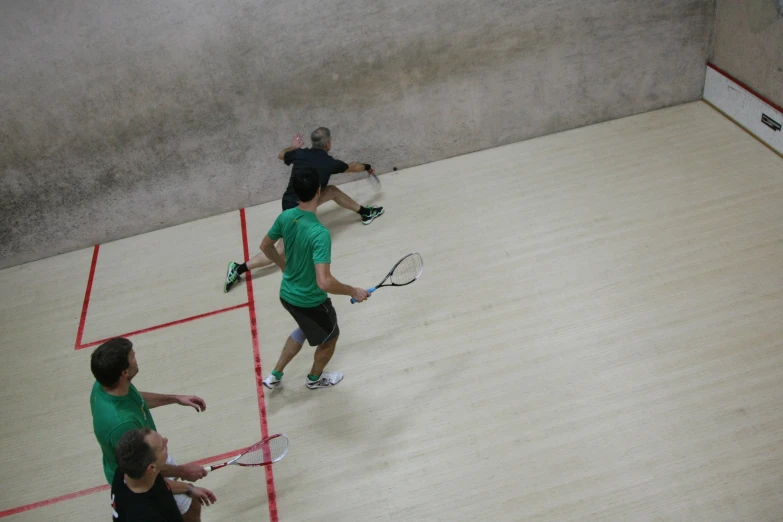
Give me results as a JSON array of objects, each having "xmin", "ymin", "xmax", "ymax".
[
  {"xmin": 246, "ymin": 239, "xmax": 285, "ymax": 270},
  {"xmin": 318, "ymin": 184, "xmax": 360, "ymax": 212},
  {"xmin": 319, "ymin": 185, "xmax": 384, "ymax": 225},
  {"xmin": 223, "ymin": 240, "xmax": 285, "ymax": 293}
]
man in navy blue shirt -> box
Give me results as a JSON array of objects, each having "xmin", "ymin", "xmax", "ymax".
[
  {"xmin": 279, "ymin": 128, "xmax": 383, "ymax": 223},
  {"xmin": 224, "ymin": 127, "xmax": 384, "ymax": 292},
  {"xmin": 110, "ymin": 428, "xmax": 216, "ymax": 522}
]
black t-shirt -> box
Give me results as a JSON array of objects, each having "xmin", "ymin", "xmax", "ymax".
[
  {"xmin": 282, "ymin": 148, "xmax": 349, "ymax": 207},
  {"xmin": 110, "ymin": 468, "xmax": 183, "ymax": 522}
]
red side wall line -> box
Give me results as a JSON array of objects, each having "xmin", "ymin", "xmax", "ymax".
[
  {"xmin": 75, "ymin": 245, "xmax": 100, "ymax": 349},
  {"xmin": 707, "ymin": 62, "xmax": 783, "ymax": 115},
  {"xmin": 239, "ymin": 208, "xmax": 279, "ymax": 522},
  {"xmin": 0, "ymin": 447, "xmax": 248, "ymax": 518}
]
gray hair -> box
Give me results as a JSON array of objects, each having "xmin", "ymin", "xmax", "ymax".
[{"xmin": 311, "ymin": 127, "xmax": 331, "ymax": 149}]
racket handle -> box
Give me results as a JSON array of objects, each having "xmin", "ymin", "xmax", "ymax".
[{"xmin": 350, "ymin": 287, "xmax": 376, "ymax": 304}]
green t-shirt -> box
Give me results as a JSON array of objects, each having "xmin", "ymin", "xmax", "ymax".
[
  {"xmin": 268, "ymin": 207, "xmax": 332, "ymax": 308},
  {"xmin": 90, "ymin": 381, "xmax": 156, "ymax": 484}
]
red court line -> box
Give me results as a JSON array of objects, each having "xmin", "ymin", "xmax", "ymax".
[
  {"xmin": 0, "ymin": 447, "xmax": 246, "ymax": 518},
  {"xmin": 240, "ymin": 208, "xmax": 279, "ymax": 522},
  {"xmin": 75, "ymin": 245, "xmax": 100, "ymax": 349},
  {"xmin": 76, "ymin": 302, "xmax": 250, "ymax": 350},
  {"xmin": 0, "ymin": 485, "xmax": 111, "ymax": 518},
  {"xmin": 707, "ymin": 62, "xmax": 783, "ymax": 115},
  {"xmin": 73, "ymin": 243, "xmax": 250, "ymax": 350}
]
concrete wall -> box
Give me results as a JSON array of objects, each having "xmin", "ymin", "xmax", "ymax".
[
  {"xmin": 1, "ymin": 0, "xmax": 716, "ymax": 269},
  {"xmin": 710, "ymin": 0, "xmax": 783, "ymax": 109}
]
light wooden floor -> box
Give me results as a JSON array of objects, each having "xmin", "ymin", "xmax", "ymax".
[{"xmin": 1, "ymin": 101, "xmax": 782, "ymax": 521}]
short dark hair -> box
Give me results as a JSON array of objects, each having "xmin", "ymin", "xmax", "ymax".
[
  {"xmin": 292, "ymin": 167, "xmax": 321, "ymax": 203},
  {"xmin": 115, "ymin": 428, "xmax": 156, "ymax": 479},
  {"xmin": 90, "ymin": 337, "xmax": 133, "ymax": 387},
  {"xmin": 310, "ymin": 127, "xmax": 330, "ymax": 149}
]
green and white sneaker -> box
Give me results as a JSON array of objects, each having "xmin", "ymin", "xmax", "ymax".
[
  {"xmin": 263, "ymin": 373, "xmax": 281, "ymax": 390},
  {"xmin": 306, "ymin": 371, "xmax": 344, "ymax": 389},
  {"xmin": 224, "ymin": 262, "xmax": 240, "ymax": 293},
  {"xmin": 361, "ymin": 206, "xmax": 384, "ymax": 225}
]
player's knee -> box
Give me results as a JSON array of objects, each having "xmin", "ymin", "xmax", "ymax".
[{"xmin": 290, "ymin": 328, "xmax": 306, "ymax": 345}]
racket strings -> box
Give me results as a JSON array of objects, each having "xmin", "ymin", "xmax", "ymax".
[
  {"xmin": 390, "ymin": 254, "xmax": 423, "ymax": 285},
  {"xmin": 237, "ymin": 436, "xmax": 289, "ymax": 465}
]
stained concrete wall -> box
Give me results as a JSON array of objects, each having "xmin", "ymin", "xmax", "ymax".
[
  {"xmin": 710, "ymin": 0, "xmax": 783, "ymax": 109},
  {"xmin": 1, "ymin": 0, "xmax": 715, "ymax": 269}
]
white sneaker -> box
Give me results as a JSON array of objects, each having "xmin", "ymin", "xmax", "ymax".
[
  {"xmin": 263, "ymin": 374, "xmax": 281, "ymax": 390},
  {"xmin": 305, "ymin": 371, "xmax": 344, "ymax": 389}
]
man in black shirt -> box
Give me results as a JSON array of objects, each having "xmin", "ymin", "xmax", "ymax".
[
  {"xmin": 111, "ymin": 428, "xmax": 216, "ymax": 522},
  {"xmin": 278, "ymin": 128, "xmax": 383, "ymax": 223},
  {"xmin": 223, "ymin": 127, "xmax": 384, "ymax": 292}
]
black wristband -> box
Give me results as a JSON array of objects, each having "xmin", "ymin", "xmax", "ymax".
[{"xmin": 363, "ymin": 164, "xmax": 372, "ymax": 171}]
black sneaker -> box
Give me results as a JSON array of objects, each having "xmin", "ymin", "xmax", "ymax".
[
  {"xmin": 224, "ymin": 262, "xmax": 240, "ymax": 293},
  {"xmin": 361, "ymin": 206, "xmax": 384, "ymax": 225}
]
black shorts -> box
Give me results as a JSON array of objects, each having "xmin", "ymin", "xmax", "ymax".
[{"xmin": 280, "ymin": 298, "xmax": 340, "ymax": 346}]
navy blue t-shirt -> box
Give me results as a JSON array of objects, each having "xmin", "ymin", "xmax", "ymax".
[
  {"xmin": 110, "ymin": 468, "xmax": 182, "ymax": 522},
  {"xmin": 282, "ymin": 148, "xmax": 349, "ymax": 208}
]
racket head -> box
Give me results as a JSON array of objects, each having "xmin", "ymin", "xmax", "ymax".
[
  {"xmin": 235, "ymin": 434, "xmax": 290, "ymax": 467},
  {"xmin": 387, "ymin": 252, "xmax": 424, "ymax": 286}
]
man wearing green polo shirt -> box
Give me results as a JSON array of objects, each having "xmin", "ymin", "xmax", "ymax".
[{"xmin": 259, "ymin": 167, "xmax": 370, "ymax": 390}]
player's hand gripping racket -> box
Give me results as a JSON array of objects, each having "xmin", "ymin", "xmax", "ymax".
[
  {"xmin": 203, "ymin": 434, "xmax": 289, "ymax": 471},
  {"xmin": 351, "ymin": 252, "xmax": 423, "ymax": 303}
]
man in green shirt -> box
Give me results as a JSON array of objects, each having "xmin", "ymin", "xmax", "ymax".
[
  {"xmin": 260, "ymin": 167, "xmax": 370, "ymax": 390},
  {"xmin": 90, "ymin": 337, "xmax": 208, "ymax": 519}
]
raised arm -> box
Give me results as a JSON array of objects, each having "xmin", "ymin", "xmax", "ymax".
[{"xmin": 278, "ymin": 132, "xmax": 305, "ymax": 160}]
